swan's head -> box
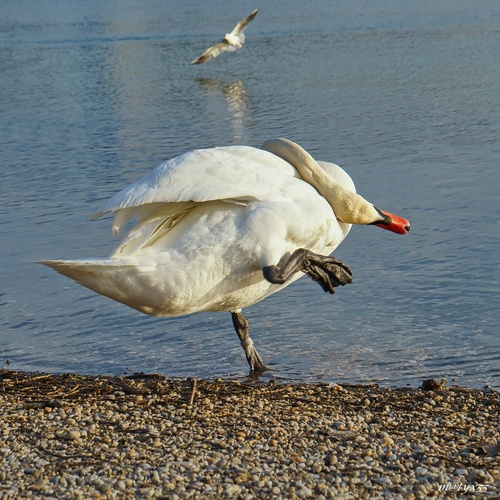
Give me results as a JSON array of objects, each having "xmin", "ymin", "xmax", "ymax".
[
  {"xmin": 261, "ymin": 138, "xmax": 411, "ymax": 235},
  {"xmin": 333, "ymin": 192, "xmax": 410, "ymax": 235},
  {"xmin": 308, "ymin": 152, "xmax": 411, "ymax": 235},
  {"xmin": 315, "ymin": 157, "xmax": 410, "ymax": 234}
]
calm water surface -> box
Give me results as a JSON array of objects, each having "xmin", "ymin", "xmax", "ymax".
[{"xmin": 1, "ymin": 0, "xmax": 499, "ymax": 388}]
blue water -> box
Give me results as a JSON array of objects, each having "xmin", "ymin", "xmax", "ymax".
[{"xmin": 1, "ymin": 0, "xmax": 499, "ymax": 388}]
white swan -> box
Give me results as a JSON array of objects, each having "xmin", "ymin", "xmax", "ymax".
[
  {"xmin": 42, "ymin": 138, "xmax": 410, "ymax": 372},
  {"xmin": 191, "ymin": 9, "xmax": 259, "ymax": 65}
]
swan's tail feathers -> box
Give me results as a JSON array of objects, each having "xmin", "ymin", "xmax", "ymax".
[
  {"xmin": 41, "ymin": 258, "xmax": 126, "ymax": 280},
  {"xmin": 39, "ymin": 259, "xmax": 137, "ymax": 307}
]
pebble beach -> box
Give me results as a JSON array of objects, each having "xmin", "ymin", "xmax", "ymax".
[{"xmin": 1, "ymin": 370, "xmax": 499, "ymax": 499}]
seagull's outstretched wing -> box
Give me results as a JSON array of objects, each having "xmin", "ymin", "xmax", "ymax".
[
  {"xmin": 191, "ymin": 42, "xmax": 229, "ymax": 65},
  {"xmin": 191, "ymin": 8, "xmax": 259, "ymax": 65},
  {"xmin": 229, "ymin": 8, "xmax": 259, "ymax": 37}
]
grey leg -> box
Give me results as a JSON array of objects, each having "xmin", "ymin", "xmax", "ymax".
[
  {"xmin": 263, "ymin": 248, "xmax": 353, "ymax": 294},
  {"xmin": 231, "ymin": 311, "xmax": 266, "ymax": 373}
]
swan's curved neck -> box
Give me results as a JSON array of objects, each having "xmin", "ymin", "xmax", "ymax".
[{"xmin": 261, "ymin": 138, "xmax": 378, "ymax": 225}]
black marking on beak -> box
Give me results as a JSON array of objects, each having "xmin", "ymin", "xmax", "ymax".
[{"xmin": 369, "ymin": 207, "xmax": 391, "ymax": 226}]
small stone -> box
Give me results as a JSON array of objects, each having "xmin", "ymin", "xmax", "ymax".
[
  {"xmin": 116, "ymin": 480, "xmax": 127, "ymax": 490},
  {"xmin": 216, "ymin": 458, "xmax": 227, "ymax": 469},
  {"xmin": 376, "ymin": 477, "xmax": 392, "ymax": 485},
  {"xmin": 30, "ymin": 478, "xmax": 47, "ymax": 490},
  {"xmin": 65, "ymin": 430, "xmax": 81, "ymax": 440},
  {"xmin": 225, "ymin": 484, "xmax": 240, "ymax": 495}
]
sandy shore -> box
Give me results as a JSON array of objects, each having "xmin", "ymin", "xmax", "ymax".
[{"xmin": 0, "ymin": 370, "xmax": 499, "ymax": 498}]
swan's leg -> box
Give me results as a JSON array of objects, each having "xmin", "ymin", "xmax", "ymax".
[
  {"xmin": 263, "ymin": 248, "xmax": 353, "ymax": 294},
  {"xmin": 231, "ymin": 310, "xmax": 266, "ymax": 373}
]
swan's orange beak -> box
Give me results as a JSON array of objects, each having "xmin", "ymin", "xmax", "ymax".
[{"xmin": 374, "ymin": 209, "xmax": 410, "ymax": 235}]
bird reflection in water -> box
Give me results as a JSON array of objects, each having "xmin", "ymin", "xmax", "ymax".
[{"xmin": 196, "ymin": 78, "xmax": 249, "ymax": 141}]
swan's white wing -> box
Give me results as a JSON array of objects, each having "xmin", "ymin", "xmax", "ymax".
[
  {"xmin": 191, "ymin": 41, "xmax": 229, "ymax": 64},
  {"xmin": 93, "ymin": 146, "xmax": 297, "ymax": 221},
  {"xmin": 230, "ymin": 9, "xmax": 259, "ymax": 36}
]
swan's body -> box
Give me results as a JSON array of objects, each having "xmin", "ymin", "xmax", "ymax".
[
  {"xmin": 48, "ymin": 146, "xmax": 351, "ymax": 316},
  {"xmin": 191, "ymin": 9, "xmax": 259, "ymax": 65},
  {"xmin": 42, "ymin": 138, "xmax": 410, "ymax": 372}
]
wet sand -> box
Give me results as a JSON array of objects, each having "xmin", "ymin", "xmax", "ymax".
[{"xmin": 0, "ymin": 370, "xmax": 499, "ymax": 498}]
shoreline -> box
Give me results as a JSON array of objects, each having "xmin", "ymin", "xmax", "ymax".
[{"xmin": 1, "ymin": 370, "xmax": 499, "ymax": 498}]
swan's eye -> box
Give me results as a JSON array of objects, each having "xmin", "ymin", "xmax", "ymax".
[{"xmin": 372, "ymin": 207, "xmax": 391, "ymax": 225}]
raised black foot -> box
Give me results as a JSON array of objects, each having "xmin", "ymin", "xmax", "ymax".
[
  {"xmin": 263, "ymin": 248, "xmax": 353, "ymax": 294},
  {"xmin": 231, "ymin": 311, "xmax": 267, "ymax": 373}
]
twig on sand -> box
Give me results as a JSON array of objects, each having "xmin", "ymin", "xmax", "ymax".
[{"xmin": 189, "ymin": 379, "xmax": 197, "ymax": 406}]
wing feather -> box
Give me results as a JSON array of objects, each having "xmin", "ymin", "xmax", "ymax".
[
  {"xmin": 191, "ymin": 42, "xmax": 229, "ymax": 64},
  {"xmin": 93, "ymin": 146, "xmax": 297, "ymax": 221},
  {"xmin": 230, "ymin": 9, "xmax": 259, "ymax": 36}
]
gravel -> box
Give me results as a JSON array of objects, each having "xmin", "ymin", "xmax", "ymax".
[{"xmin": 0, "ymin": 370, "xmax": 499, "ymax": 498}]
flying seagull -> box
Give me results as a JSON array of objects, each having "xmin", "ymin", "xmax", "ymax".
[{"xmin": 191, "ymin": 8, "xmax": 259, "ymax": 65}]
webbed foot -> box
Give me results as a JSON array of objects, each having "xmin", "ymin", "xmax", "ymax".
[{"xmin": 263, "ymin": 248, "xmax": 353, "ymax": 294}]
